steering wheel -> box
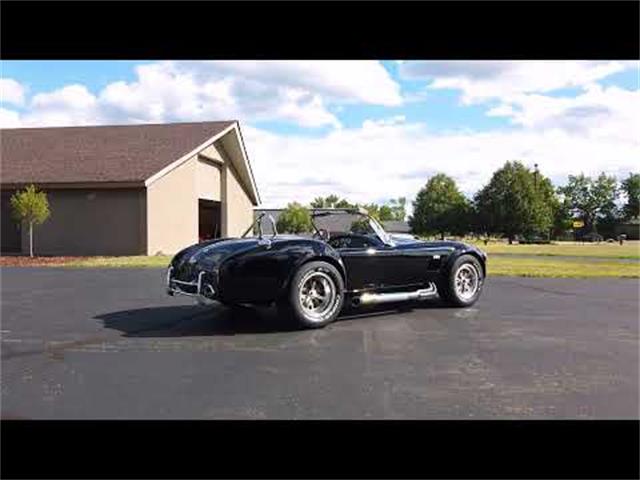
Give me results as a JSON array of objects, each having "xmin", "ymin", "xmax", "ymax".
[{"xmin": 314, "ymin": 228, "xmax": 330, "ymax": 242}]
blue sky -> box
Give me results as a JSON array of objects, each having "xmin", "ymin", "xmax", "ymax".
[{"xmin": 1, "ymin": 60, "xmax": 638, "ymax": 207}]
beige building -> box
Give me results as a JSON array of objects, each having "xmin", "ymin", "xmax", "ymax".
[{"xmin": 0, "ymin": 121, "xmax": 260, "ymax": 256}]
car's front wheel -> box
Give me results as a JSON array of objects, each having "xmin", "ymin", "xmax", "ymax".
[
  {"xmin": 279, "ymin": 261, "xmax": 344, "ymax": 329},
  {"xmin": 437, "ymin": 254, "xmax": 484, "ymax": 307}
]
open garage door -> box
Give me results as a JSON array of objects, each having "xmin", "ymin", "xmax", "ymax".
[{"xmin": 199, "ymin": 199, "xmax": 221, "ymax": 242}]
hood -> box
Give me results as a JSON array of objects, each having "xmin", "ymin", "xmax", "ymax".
[{"xmin": 392, "ymin": 237, "xmax": 478, "ymax": 251}]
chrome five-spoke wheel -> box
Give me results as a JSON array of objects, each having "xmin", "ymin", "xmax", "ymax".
[
  {"xmin": 281, "ymin": 261, "xmax": 345, "ymax": 329},
  {"xmin": 298, "ymin": 270, "xmax": 337, "ymax": 321},
  {"xmin": 437, "ymin": 254, "xmax": 484, "ymax": 307},
  {"xmin": 454, "ymin": 263, "xmax": 480, "ymax": 300}
]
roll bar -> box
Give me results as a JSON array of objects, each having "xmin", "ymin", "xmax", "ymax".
[
  {"xmin": 244, "ymin": 207, "xmax": 395, "ymax": 247},
  {"xmin": 241, "ymin": 212, "xmax": 278, "ymax": 239}
]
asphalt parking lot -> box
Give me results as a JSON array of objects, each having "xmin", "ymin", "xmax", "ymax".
[{"xmin": 1, "ymin": 267, "xmax": 638, "ymax": 419}]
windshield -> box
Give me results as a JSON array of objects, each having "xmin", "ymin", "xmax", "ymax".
[{"xmin": 311, "ymin": 209, "xmax": 395, "ymax": 246}]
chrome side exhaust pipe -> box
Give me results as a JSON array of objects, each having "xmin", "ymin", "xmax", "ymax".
[{"xmin": 351, "ymin": 284, "xmax": 437, "ymax": 307}]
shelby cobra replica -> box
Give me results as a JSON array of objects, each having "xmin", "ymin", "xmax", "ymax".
[{"xmin": 166, "ymin": 208, "xmax": 487, "ymax": 328}]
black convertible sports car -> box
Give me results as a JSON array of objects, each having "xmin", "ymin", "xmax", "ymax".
[{"xmin": 166, "ymin": 208, "xmax": 487, "ymax": 328}]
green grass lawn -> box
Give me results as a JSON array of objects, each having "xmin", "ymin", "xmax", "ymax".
[
  {"xmin": 487, "ymin": 256, "xmax": 639, "ymax": 278},
  {"xmin": 58, "ymin": 249, "xmax": 639, "ymax": 279},
  {"xmin": 66, "ymin": 255, "xmax": 172, "ymax": 268},
  {"xmin": 4, "ymin": 240, "xmax": 638, "ymax": 279},
  {"xmin": 467, "ymin": 240, "xmax": 640, "ymax": 259}
]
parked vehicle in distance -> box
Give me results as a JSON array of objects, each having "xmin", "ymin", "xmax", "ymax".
[
  {"xmin": 166, "ymin": 208, "xmax": 487, "ymax": 329},
  {"xmin": 580, "ymin": 232, "xmax": 604, "ymax": 243},
  {"xmin": 519, "ymin": 234, "xmax": 551, "ymax": 245},
  {"xmin": 389, "ymin": 233, "xmax": 421, "ymax": 241}
]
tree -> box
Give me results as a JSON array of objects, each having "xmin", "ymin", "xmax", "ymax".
[
  {"xmin": 359, "ymin": 198, "xmax": 407, "ymax": 223},
  {"xmin": 552, "ymin": 193, "xmax": 573, "ymax": 238},
  {"xmin": 621, "ymin": 172, "xmax": 640, "ymax": 220},
  {"xmin": 10, "ymin": 184, "xmax": 51, "ymax": 257},
  {"xmin": 388, "ymin": 197, "xmax": 407, "ymax": 221},
  {"xmin": 558, "ymin": 173, "xmax": 618, "ymax": 233},
  {"xmin": 309, "ymin": 194, "xmax": 354, "ymax": 209},
  {"xmin": 410, "ymin": 173, "xmax": 471, "ymax": 239},
  {"xmin": 276, "ymin": 202, "xmax": 313, "ymax": 234},
  {"xmin": 474, "ymin": 161, "xmax": 554, "ymax": 243}
]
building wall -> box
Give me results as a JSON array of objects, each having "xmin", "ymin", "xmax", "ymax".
[
  {"xmin": 12, "ymin": 188, "xmax": 146, "ymax": 256},
  {"xmin": 1, "ymin": 136, "xmax": 257, "ymax": 256},
  {"xmin": 146, "ymin": 157, "xmax": 198, "ymax": 255},
  {"xmin": 146, "ymin": 140, "xmax": 253, "ymax": 254},
  {"xmin": 196, "ymin": 158, "xmax": 221, "ymax": 201},
  {"xmin": 223, "ymin": 160, "xmax": 255, "ymax": 237},
  {"xmin": 1, "ymin": 190, "xmax": 21, "ymax": 253}
]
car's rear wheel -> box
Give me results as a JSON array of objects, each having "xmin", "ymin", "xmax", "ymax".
[
  {"xmin": 278, "ymin": 261, "xmax": 344, "ymax": 329},
  {"xmin": 437, "ymin": 254, "xmax": 484, "ymax": 307}
]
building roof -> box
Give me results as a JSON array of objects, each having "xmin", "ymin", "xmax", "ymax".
[{"xmin": 1, "ymin": 121, "xmax": 236, "ymax": 186}]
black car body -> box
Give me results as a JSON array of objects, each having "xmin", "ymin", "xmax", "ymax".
[{"xmin": 167, "ymin": 208, "xmax": 487, "ymax": 328}]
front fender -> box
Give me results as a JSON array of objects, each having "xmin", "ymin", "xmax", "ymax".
[{"xmin": 440, "ymin": 245, "xmax": 487, "ymax": 279}]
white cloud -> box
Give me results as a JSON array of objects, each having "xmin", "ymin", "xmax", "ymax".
[
  {"xmin": 488, "ymin": 83, "xmax": 640, "ymax": 143},
  {"xmin": 0, "ymin": 107, "xmax": 22, "ymax": 128},
  {"xmin": 399, "ymin": 60, "xmax": 640, "ymax": 144},
  {"xmin": 2, "ymin": 61, "xmax": 637, "ymax": 213},
  {"xmin": 244, "ymin": 121, "xmax": 640, "ymax": 210},
  {"xmin": 362, "ymin": 115, "xmax": 406, "ymax": 129},
  {"xmin": 19, "ymin": 84, "xmax": 102, "ymax": 127},
  {"xmin": 399, "ymin": 61, "xmax": 636, "ymax": 103},
  {"xmin": 31, "ymin": 84, "xmax": 97, "ymax": 110},
  {"xmin": 187, "ymin": 61, "xmax": 402, "ymax": 106},
  {"xmin": 0, "ymin": 78, "xmax": 26, "ymax": 106},
  {"xmin": 1, "ymin": 61, "xmax": 401, "ymax": 129}
]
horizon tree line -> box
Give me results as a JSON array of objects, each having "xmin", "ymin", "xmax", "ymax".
[{"xmin": 276, "ymin": 162, "xmax": 639, "ymax": 240}]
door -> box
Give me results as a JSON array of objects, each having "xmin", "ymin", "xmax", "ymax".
[
  {"xmin": 329, "ymin": 234, "xmax": 390, "ymax": 291},
  {"xmin": 198, "ymin": 199, "xmax": 222, "ymax": 242},
  {"xmin": 331, "ymin": 234, "xmax": 433, "ymax": 291}
]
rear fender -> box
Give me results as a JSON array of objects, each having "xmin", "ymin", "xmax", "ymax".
[{"xmin": 279, "ymin": 248, "xmax": 346, "ymax": 299}]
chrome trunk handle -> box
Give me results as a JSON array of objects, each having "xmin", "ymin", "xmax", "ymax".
[{"xmin": 258, "ymin": 238, "xmax": 272, "ymax": 248}]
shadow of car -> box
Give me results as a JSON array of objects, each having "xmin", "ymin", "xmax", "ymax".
[{"xmin": 95, "ymin": 298, "xmax": 450, "ymax": 338}]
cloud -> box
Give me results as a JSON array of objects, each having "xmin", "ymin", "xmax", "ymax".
[
  {"xmin": 2, "ymin": 61, "xmax": 637, "ymax": 213},
  {"xmin": 1, "ymin": 61, "xmax": 401, "ymax": 129},
  {"xmin": 487, "ymin": 83, "xmax": 640, "ymax": 143},
  {"xmin": 362, "ymin": 115, "xmax": 406, "ymax": 129},
  {"xmin": 0, "ymin": 78, "xmax": 26, "ymax": 106},
  {"xmin": 23, "ymin": 84, "xmax": 102, "ymax": 127},
  {"xmin": 399, "ymin": 61, "xmax": 635, "ymax": 103},
  {"xmin": 183, "ymin": 61, "xmax": 403, "ymax": 106},
  {"xmin": 399, "ymin": 61, "xmax": 640, "ymax": 143},
  {"xmin": 0, "ymin": 107, "xmax": 22, "ymax": 128},
  {"xmin": 244, "ymin": 120, "xmax": 640, "ymax": 210}
]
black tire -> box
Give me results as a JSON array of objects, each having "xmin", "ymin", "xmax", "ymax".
[
  {"xmin": 279, "ymin": 261, "xmax": 344, "ymax": 329},
  {"xmin": 437, "ymin": 254, "xmax": 484, "ymax": 307}
]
